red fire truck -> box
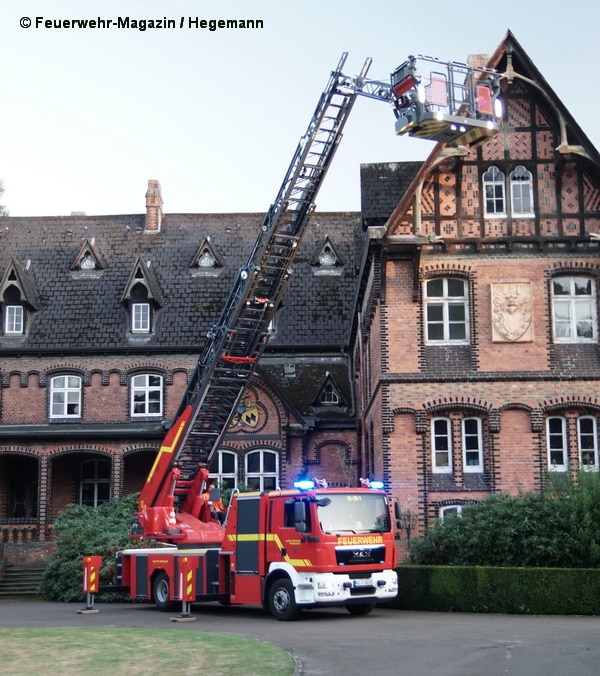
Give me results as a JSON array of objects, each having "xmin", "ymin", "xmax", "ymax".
[
  {"xmin": 119, "ymin": 471, "xmax": 399, "ymax": 620},
  {"xmin": 90, "ymin": 52, "xmax": 500, "ymax": 620}
]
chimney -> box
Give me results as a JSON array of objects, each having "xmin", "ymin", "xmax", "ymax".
[{"xmin": 145, "ymin": 179, "xmax": 163, "ymax": 233}]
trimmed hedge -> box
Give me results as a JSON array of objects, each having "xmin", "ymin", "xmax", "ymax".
[{"xmin": 392, "ymin": 565, "xmax": 600, "ymax": 615}]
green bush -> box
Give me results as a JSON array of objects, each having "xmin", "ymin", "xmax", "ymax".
[
  {"xmin": 393, "ymin": 565, "xmax": 600, "ymax": 615},
  {"xmin": 410, "ymin": 472, "xmax": 600, "ymax": 568},
  {"xmin": 40, "ymin": 493, "xmax": 141, "ymax": 602}
]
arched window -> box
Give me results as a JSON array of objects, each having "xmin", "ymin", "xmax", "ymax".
[
  {"xmin": 462, "ymin": 417, "xmax": 483, "ymax": 472},
  {"xmin": 578, "ymin": 416, "xmax": 599, "ymax": 470},
  {"xmin": 50, "ymin": 375, "xmax": 82, "ymax": 419},
  {"xmin": 510, "ymin": 165, "xmax": 534, "ymax": 216},
  {"xmin": 245, "ymin": 449, "xmax": 278, "ymax": 492},
  {"xmin": 130, "ymin": 374, "xmax": 163, "ymax": 417},
  {"xmin": 431, "ymin": 417, "xmax": 452, "ymax": 473},
  {"xmin": 424, "ymin": 277, "xmax": 469, "ymax": 343},
  {"xmin": 80, "ymin": 459, "xmax": 111, "ymax": 507},
  {"xmin": 209, "ymin": 450, "xmax": 238, "ymax": 490},
  {"xmin": 547, "ymin": 416, "xmax": 567, "ymax": 471},
  {"xmin": 483, "ymin": 166, "xmax": 506, "ymax": 216}
]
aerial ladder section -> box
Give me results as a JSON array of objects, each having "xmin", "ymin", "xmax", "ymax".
[
  {"xmin": 135, "ymin": 52, "xmax": 501, "ymax": 543},
  {"xmin": 136, "ymin": 53, "xmax": 372, "ymax": 535}
]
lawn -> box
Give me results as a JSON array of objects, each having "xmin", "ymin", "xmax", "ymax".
[{"xmin": 0, "ymin": 627, "xmax": 295, "ymax": 675}]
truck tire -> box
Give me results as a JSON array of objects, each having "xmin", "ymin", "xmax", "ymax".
[
  {"xmin": 345, "ymin": 603, "xmax": 375, "ymax": 616},
  {"xmin": 267, "ymin": 578, "xmax": 302, "ymax": 621},
  {"xmin": 152, "ymin": 571, "xmax": 175, "ymax": 612}
]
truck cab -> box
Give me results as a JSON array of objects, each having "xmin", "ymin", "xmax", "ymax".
[{"xmin": 220, "ymin": 485, "xmax": 398, "ymax": 620}]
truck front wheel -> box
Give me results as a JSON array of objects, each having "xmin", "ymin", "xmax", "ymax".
[
  {"xmin": 152, "ymin": 571, "xmax": 175, "ymax": 611},
  {"xmin": 267, "ymin": 578, "xmax": 301, "ymax": 621}
]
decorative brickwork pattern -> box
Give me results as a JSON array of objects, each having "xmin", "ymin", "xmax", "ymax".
[
  {"xmin": 421, "ymin": 180, "xmax": 436, "ymax": 216},
  {"xmin": 537, "ymin": 163, "xmax": 557, "ymax": 212},
  {"xmin": 460, "ymin": 165, "xmax": 480, "ymax": 218},
  {"xmin": 480, "ymin": 132, "xmax": 505, "ymax": 162},
  {"xmin": 561, "ymin": 163, "xmax": 579, "ymax": 213},
  {"xmin": 535, "ymin": 105, "xmax": 551, "ymax": 128},
  {"xmin": 439, "ymin": 173, "xmax": 457, "ymax": 217},
  {"xmin": 508, "ymin": 131, "xmax": 533, "ymax": 159},
  {"xmin": 583, "ymin": 173, "xmax": 600, "ymax": 212},
  {"xmin": 535, "ymin": 130, "xmax": 555, "ymax": 160},
  {"xmin": 507, "ymin": 97, "xmax": 530, "ymax": 127}
]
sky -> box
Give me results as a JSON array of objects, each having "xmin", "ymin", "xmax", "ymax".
[{"xmin": 2, "ymin": 0, "xmax": 599, "ymax": 217}]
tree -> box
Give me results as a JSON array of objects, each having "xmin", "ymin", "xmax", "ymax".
[{"xmin": 0, "ymin": 180, "xmax": 8, "ymax": 216}]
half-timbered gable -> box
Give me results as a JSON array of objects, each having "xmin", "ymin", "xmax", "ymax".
[{"xmin": 356, "ymin": 30, "xmax": 600, "ymax": 545}]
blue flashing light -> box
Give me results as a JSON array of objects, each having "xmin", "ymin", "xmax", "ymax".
[
  {"xmin": 369, "ymin": 480, "xmax": 384, "ymax": 490},
  {"xmin": 294, "ymin": 479, "xmax": 315, "ymax": 491}
]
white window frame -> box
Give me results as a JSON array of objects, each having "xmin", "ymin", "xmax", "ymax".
[
  {"xmin": 578, "ymin": 416, "xmax": 599, "ymax": 470},
  {"xmin": 439, "ymin": 505, "xmax": 463, "ymax": 519},
  {"xmin": 131, "ymin": 302, "xmax": 151, "ymax": 333},
  {"xmin": 209, "ymin": 450, "xmax": 238, "ymax": 490},
  {"xmin": 510, "ymin": 165, "xmax": 534, "ymax": 217},
  {"xmin": 462, "ymin": 417, "xmax": 483, "ymax": 472},
  {"xmin": 130, "ymin": 373, "xmax": 163, "ymax": 417},
  {"xmin": 245, "ymin": 449, "xmax": 279, "ymax": 492},
  {"xmin": 432, "ymin": 417, "xmax": 452, "ymax": 474},
  {"xmin": 552, "ymin": 275, "xmax": 597, "ymax": 343},
  {"xmin": 5, "ymin": 305, "xmax": 24, "ymax": 334},
  {"xmin": 424, "ymin": 277, "xmax": 469, "ymax": 344},
  {"xmin": 50, "ymin": 375, "xmax": 82, "ymax": 419},
  {"xmin": 80, "ymin": 459, "xmax": 111, "ymax": 507},
  {"xmin": 320, "ymin": 382, "xmax": 340, "ymax": 405},
  {"xmin": 483, "ymin": 165, "xmax": 506, "ymax": 217},
  {"xmin": 547, "ymin": 416, "xmax": 567, "ymax": 471}
]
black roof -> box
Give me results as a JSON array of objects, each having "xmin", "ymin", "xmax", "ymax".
[
  {"xmin": 0, "ymin": 211, "xmax": 366, "ymax": 353},
  {"xmin": 360, "ymin": 161, "xmax": 421, "ymax": 227}
]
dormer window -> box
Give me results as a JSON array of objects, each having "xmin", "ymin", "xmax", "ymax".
[
  {"xmin": 312, "ymin": 372, "xmax": 346, "ymax": 409},
  {"xmin": 312, "ymin": 236, "xmax": 343, "ymax": 276},
  {"xmin": 190, "ymin": 238, "xmax": 223, "ymax": 277},
  {"xmin": 79, "ymin": 252, "xmax": 97, "ymax": 270},
  {"xmin": 320, "ymin": 381, "xmax": 340, "ymax": 405},
  {"xmin": 0, "ymin": 258, "xmax": 38, "ymax": 338},
  {"xmin": 120, "ymin": 256, "xmax": 165, "ymax": 337},
  {"xmin": 198, "ymin": 249, "xmax": 216, "ymax": 267},
  {"xmin": 319, "ymin": 245, "xmax": 337, "ymax": 267},
  {"xmin": 132, "ymin": 302, "xmax": 151, "ymax": 333},
  {"xmin": 5, "ymin": 305, "xmax": 24, "ymax": 334},
  {"xmin": 70, "ymin": 239, "xmax": 106, "ymax": 277}
]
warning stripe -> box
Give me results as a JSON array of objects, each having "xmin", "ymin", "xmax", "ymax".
[{"xmin": 227, "ymin": 532, "xmax": 313, "ymax": 567}]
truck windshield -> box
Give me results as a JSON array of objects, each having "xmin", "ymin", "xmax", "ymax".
[{"xmin": 317, "ymin": 493, "xmax": 390, "ymax": 534}]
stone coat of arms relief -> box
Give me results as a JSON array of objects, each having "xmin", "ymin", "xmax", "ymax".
[{"xmin": 491, "ymin": 282, "xmax": 534, "ymax": 342}]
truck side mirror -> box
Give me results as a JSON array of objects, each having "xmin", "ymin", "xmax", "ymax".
[{"xmin": 294, "ymin": 500, "xmax": 307, "ymax": 533}]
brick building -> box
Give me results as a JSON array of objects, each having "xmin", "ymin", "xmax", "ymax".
[
  {"xmin": 0, "ymin": 189, "xmax": 364, "ymax": 542},
  {"xmin": 2, "ymin": 30, "xmax": 599, "ymax": 553},
  {"xmin": 356, "ymin": 31, "xmax": 600, "ymax": 540}
]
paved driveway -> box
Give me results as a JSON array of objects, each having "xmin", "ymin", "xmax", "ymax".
[{"xmin": 0, "ymin": 600, "xmax": 598, "ymax": 676}]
